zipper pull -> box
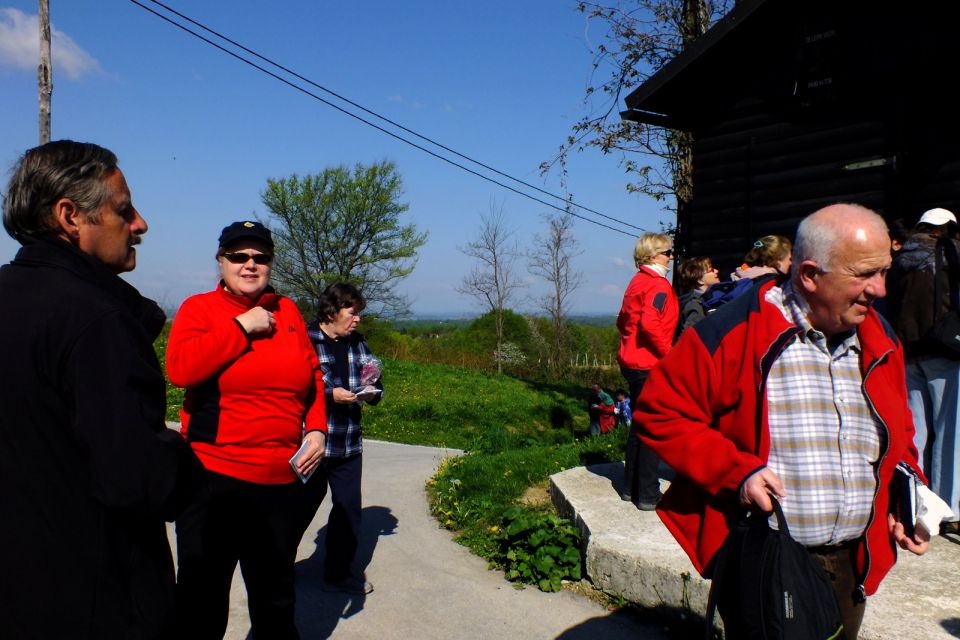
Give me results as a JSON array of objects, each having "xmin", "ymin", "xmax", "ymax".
[{"xmin": 855, "ymin": 584, "xmax": 867, "ymax": 603}]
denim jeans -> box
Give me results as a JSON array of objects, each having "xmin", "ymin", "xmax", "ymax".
[{"xmin": 907, "ymin": 356, "xmax": 960, "ymax": 520}]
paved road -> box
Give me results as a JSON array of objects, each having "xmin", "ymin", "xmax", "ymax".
[{"xmin": 169, "ymin": 439, "xmax": 669, "ymax": 639}]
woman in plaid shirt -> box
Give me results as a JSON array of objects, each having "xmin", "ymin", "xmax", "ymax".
[{"xmin": 301, "ymin": 282, "xmax": 383, "ymax": 595}]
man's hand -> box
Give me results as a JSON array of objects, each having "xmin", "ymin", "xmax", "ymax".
[
  {"xmin": 739, "ymin": 467, "xmax": 786, "ymax": 512},
  {"xmin": 295, "ymin": 431, "xmax": 326, "ymax": 478},
  {"xmin": 332, "ymin": 387, "xmax": 357, "ymax": 404},
  {"xmin": 888, "ymin": 513, "xmax": 930, "ymax": 555},
  {"xmin": 235, "ymin": 306, "xmax": 275, "ymax": 335}
]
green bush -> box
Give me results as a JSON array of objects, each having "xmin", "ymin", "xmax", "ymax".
[
  {"xmin": 495, "ymin": 507, "xmax": 582, "ymax": 592},
  {"xmin": 428, "ymin": 428, "xmax": 627, "ymax": 591}
]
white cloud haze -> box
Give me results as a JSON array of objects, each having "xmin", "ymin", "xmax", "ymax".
[{"xmin": 0, "ymin": 8, "xmax": 100, "ymax": 80}]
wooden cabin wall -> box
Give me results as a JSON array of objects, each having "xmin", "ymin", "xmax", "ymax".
[{"xmin": 676, "ymin": 107, "xmax": 960, "ymax": 279}]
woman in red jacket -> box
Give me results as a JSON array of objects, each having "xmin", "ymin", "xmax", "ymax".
[
  {"xmin": 166, "ymin": 221, "xmax": 327, "ymax": 640},
  {"xmin": 617, "ymin": 232, "xmax": 679, "ymax": 510}
]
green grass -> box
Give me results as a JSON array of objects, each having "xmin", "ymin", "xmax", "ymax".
[
  {"xmin": 363, "ymin": 358, "xmax": 596, "ymax": 451},
  {"xmin": 429, "ymin": 429, "xmax": 627, "ymax": 558},
  {"xmin": 154, "ymin": 324, "xmax": 184, "ymax": 422}
]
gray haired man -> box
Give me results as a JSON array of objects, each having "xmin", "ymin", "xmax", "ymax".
[{"xmin": 0, "ymin": 140, "xmax": 196, "ymax": 639}]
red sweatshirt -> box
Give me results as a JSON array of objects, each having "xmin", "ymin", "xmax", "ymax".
[{"xmin": 166, "ymin": 285, "xmax": 326, "ymax": 484}]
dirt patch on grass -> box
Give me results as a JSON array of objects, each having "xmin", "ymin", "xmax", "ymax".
[{"xmin": 518, "ymin": 483, "xmax": 551, "ymax": 506}]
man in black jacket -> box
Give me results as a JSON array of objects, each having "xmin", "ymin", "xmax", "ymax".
[{"xmin": 0, "ymin": 141, "xmax": 196, "ymax": 639}]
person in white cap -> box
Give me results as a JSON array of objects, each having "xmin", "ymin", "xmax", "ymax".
[{"xmin": 885, "ymin": 207, "xmax": 960, "ymax": 534}]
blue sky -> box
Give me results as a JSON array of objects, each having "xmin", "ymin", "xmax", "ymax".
[{"xmin": 0, "ymin": 0, "xmax": 671, "ymax": 316}]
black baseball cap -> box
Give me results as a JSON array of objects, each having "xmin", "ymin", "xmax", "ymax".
[{"xmin": 218, "ymin": 220, "xmax": 274, "ymax": 249}]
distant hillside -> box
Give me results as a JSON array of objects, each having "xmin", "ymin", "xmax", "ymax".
[{"xmin": 567, "ymin": 314, "xmax": 617, "ymax": 327}]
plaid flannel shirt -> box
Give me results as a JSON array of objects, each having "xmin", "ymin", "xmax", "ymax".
[
  {"xmin": 307, "ymin": 323, "xmax": 382, "ymax": 458},
  {"xmin": 764, "ymin": 281, "xmax": 883, "ymax": 546}
]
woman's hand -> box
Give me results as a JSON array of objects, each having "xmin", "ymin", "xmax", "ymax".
[
  {"xmin": 295, "ymin": 431, "xmax": 326, "ymax": 478},
  {"xmin": 236, "ymin": 306, "xmax": 275, "ymax": 335},
  {"xmin": 332, "ymin": 387, "xmax": 357, "ymax": 404}
]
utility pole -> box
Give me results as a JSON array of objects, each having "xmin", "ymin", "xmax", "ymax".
[{"xmin": 38, "ymin": 0, "xmax": 52, "ymax": 144}]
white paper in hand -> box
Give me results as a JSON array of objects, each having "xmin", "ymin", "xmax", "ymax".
[
  {"xmin": 289, "ymin": 439, "xmax": 316, "ymax": 484},
  {"xmin": 916, "ymin": 484, "xmax": 956, "ymax": 537}
]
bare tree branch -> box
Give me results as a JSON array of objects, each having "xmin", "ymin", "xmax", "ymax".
[
  {"xmin": 542, "ymin": 1, "xmax": 731, "ymax": 215},
  {"xmin": 457, "ymin": 202, "xmax": 525, "ymax": 373},
  {"xmin": 528, "ymin": 211, "xmax": 584, "ymax": 372}
]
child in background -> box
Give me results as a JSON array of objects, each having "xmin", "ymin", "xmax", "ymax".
[{"xmin": 614, "ymin": 389, "xmax": 631, "ymax": 429}]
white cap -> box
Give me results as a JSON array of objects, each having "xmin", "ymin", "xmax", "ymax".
[{"xmin": 918, "ymin": 207, "xmax": 957, "ymax": 226}]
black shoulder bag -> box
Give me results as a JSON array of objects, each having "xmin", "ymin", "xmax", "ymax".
[
  {"xmin": 704, "ymin": 497, "xmax": 844, "ymax": 640},
  {"xmin": 926, "ymin": 239, "xmax": 960, "ymax": 358}
]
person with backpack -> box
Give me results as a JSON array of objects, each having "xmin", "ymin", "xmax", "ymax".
[
  {"xmin": 634, "ymin": 204, "xmax": 929, "ymax": 639},
  {"xmin": 676, "ymin": 256, "xmax": 720, "ymax": 338},
  {"xmin": 885, "ymin": 207, "xmax": 960, "ymax": 534}
]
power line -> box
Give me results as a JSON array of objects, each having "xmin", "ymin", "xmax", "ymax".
[
  {"xmin": 127, "ymin": 0, "xmax": 643, "ymax": 237},
  {"xmin": 140, "ymin": 0, "xmax": 647, "ymax": 234}
]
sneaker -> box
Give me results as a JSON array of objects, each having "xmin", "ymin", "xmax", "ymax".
[
  {"xmin": 941, "ymin": 521, "xmax": 959, "ymax": 536},
  {"xmin": 635, "ymin": 491, "xmax": 663, "ymax": 511},
  {"xmin": 321, "ymin": 576, "xmax": 374, "ymax": 595}
]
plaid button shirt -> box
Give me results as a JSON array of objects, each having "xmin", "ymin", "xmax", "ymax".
[
  {"xmin": 764, "ymin": 282, "xmax": 883, "ymax": 546},
  {"xmin": 307, "ymin": 323, "xmax": 382, "ymax": 458}
]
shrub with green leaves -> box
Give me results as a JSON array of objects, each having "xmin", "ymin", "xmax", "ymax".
[{"xmin": 494, "ymin": 507, "xmax": 582, "ymax": 592}]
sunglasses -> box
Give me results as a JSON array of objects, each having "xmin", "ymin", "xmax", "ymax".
[
  {"xmin": 222, "ymin": 251, "xmax": 273, "ymax": 265},
  {"xmin": 659, "ymin": 248, "xmax": 675, "ymax": 257}
]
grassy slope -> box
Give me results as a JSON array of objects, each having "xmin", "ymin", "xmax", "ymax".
[{"xmin": 363, "ymin": 358, "xmax": 594, "ymax": 450}]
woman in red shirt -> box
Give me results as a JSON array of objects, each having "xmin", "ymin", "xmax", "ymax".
[{"xmin": 166, "ymin": 221, "xmax": 326, "ymax": 639}]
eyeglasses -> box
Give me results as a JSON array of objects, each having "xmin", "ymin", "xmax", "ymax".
[
  {"xmin": 222, "ymin": 252, "xmax": 273, "ymax": 265},
  {"xmin": 659, "ymin": 248, "xmax": 675, "ymax": 257}
]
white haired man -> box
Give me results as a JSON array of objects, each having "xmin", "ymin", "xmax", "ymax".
[{"xmin": 635, "ymin": 204, "xmax": 929, "ymax": 639}]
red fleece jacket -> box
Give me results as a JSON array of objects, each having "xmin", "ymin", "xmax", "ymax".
[
  {"xmin": 617, "ymin": 266, "xmax": 679, "ymax": 370},
  {"xmin": 167, "ymin": 285, "xmax": 326, "ymax": 484},
  {"xmin": 635, "ymin": 279, "xmax": 922, "ymax": 597}
]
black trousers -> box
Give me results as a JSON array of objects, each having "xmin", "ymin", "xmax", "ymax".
[
  {"xmin": 175, "ymin": 471, "xmax": 304, "ymax": 640},
  {"xmin": 621, "ymin": 367, "xmax": 662, "ymax": 503},
  {"xmin": 300, "ymin": 454, "xmax": 364, "ymax": 582}
]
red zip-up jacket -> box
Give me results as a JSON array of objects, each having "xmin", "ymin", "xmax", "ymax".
[
  {"xmin": 617, "ymin": 266, "xmax": 679, "ymax": 370},
  {"xmin": 635, "ymin": 278, "xmax": 922, "ymax": 597},
  {"xmin": 167, "ymin": 285, "xmax": 326, "ymax": 484}
]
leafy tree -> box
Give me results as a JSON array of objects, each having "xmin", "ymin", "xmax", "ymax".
[
  {"xmin": 464, "ymin": 309, "xmax": 535, "ymax": 362},
  {"xmin": 528, "ymin": 212, "xmax": 583, "ymax": 372},
  {"xmin": 542, "ymin": 1, "xmax": 732, "ymax": 218},
  {"xmin": 260, "ymin": 161, "xmax": 427, "ymax": 317},
  {"xmin": 457, "ymin": 203, "xmax": 525, "ymax": 373}
]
